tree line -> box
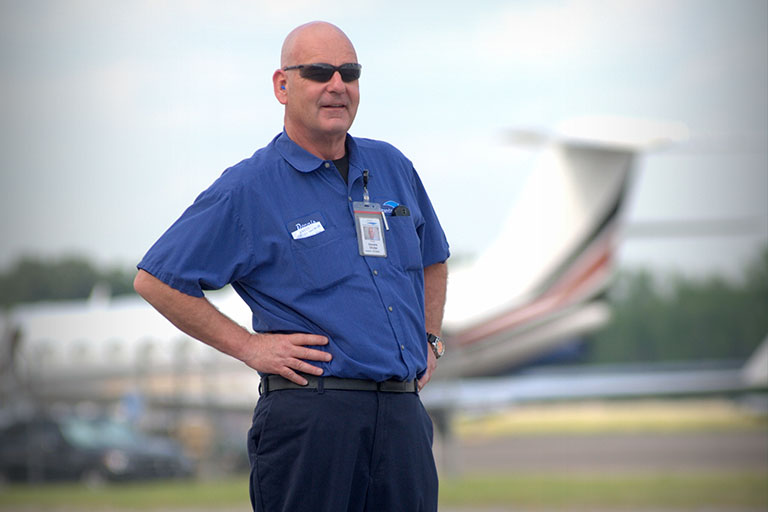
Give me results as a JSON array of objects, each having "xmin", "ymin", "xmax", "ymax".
[
  {"xmin": 584, "ymin": 246, "xmax": 768, "ymax": 364},
  {"xmin": 0, "ymin": 255, "xmax": 136, "ymax": 308}
]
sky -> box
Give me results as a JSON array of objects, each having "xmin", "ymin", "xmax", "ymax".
[{"xmin": 1, "ymin": 0, "xmax": 766, "ymax": 281}]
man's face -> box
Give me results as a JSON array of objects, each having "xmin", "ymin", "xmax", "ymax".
[{"xmin": 278, "ymin": 28, "xmax": 360, "ymax": 145}]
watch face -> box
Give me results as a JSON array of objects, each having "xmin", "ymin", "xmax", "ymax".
[
  {"xmin": 428, "ymin": 334, "xmax": 445, "ymax": 358},
  {"xmin": 427, "ymin": 333, "xmax": 445, "ymax": 358}
]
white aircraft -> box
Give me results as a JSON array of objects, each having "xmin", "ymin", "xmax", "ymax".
[{"xmin": 1, "ymin": 287, "xmax": 259, "ymax": 414}]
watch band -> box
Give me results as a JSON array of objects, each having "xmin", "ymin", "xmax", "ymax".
[{"xmin": 427, "ymin": 332, "xmax": 445, "ymax": 359}]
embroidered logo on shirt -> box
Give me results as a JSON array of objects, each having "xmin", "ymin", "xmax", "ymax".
[
  {"xmin": 291, "ymin": 220, "xmax": 325, "ymax": 240},
  {"xmin": 382, "ymin": 200, "xmax": 400, "ymax": 215}
]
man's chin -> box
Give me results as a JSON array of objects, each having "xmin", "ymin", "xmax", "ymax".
[{"xmin": 317, "ymin": 119, "xmax": 354, "ymax": 137}]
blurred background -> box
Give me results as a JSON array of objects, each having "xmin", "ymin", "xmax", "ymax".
[{"xmin": 1, "ymin": 0, "xmax": 766, "ymax": 510}]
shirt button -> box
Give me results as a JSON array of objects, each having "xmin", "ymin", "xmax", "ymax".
[
  {"xmin": 348, "ymin": 196, "xmax": 352, "ymax": 201},
  {"xmin": 388, "ymin": 306, "xmax": 393, "ymax": 312},
  {"xmin": 373, "ymin": 270, "xmax": 378, "ymax": 276},
  {"xmin": 324, "ymin": 162, "xmax": 330, "ymax": 168},
  {"xmin": 401, "ymin": 345, "xmax": 405, "ymax": 350}
]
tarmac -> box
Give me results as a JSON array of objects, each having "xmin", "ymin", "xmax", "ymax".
[{"xmin": 436, "ymin": 430, "xmax": 768, "ymax": 473}]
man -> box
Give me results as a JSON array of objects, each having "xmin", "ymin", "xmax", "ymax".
[{"xmin": 134, "ymin": 21, "xmax": 449, "ymax": 512}]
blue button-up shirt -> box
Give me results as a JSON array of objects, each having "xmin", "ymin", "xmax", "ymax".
[{"xmin": 138, "ymin": 131, "xmax": 450, "ymax": 381}]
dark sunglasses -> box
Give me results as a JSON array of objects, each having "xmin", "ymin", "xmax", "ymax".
[{"xmin": 282, "ymin": 62, "xmax": 362, "ymax": 83}]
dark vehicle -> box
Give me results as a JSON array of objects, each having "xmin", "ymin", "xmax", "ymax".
[{"xmin": 0, "ymin": 415, "xmax": 195, "ymax": 484}]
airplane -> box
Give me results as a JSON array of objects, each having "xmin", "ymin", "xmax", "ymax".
[{"xmin": 0, "ymin": 286, "xmax": 260, "ymax": 416}]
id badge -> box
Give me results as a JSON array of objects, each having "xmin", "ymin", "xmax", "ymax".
[{"xmin": 353, "ymin": 201, "xmax": 387, "ymax": 257}]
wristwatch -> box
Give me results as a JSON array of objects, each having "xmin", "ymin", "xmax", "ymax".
[{"xmin": 427, "ymin": 332, "xmax": 445, "ymax": 359}]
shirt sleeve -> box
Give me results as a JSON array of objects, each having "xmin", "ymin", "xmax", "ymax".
[
  {"xmin": 411, "ymin": 169, "xmax": 450, "ymax": 267},
  {"xmin": 137, "ymin": 188, "xmax": 256, "ymax": 297}
]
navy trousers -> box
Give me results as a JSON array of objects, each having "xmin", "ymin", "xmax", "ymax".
[{"xmin": 247, "ymin": 387, "xmax": 438, "ymax": 512}]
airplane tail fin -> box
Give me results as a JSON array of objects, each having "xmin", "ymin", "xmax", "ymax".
[{"xmin": 440, "ymin": 118, "xmax": 687, "ymax": 377}]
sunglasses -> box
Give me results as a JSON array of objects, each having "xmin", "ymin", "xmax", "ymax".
[{"xmin": 282, "ymin": 63, "xmax": 362, "ymax": 83}]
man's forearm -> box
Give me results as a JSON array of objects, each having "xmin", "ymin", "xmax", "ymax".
[
  {"xmin": 133, "ymin": 270, "xmax": 332, "ymax": 383},
  {"xmin": 417, "ymin": 262, "xmax": 448, "ymax": 389},
  {"xmin": 133, "ymin": 270, "xmax": 252, "ymax": 361},
  {"xmin": 423, "ymin": 262, "xmax": 447, "ymax": 335}
]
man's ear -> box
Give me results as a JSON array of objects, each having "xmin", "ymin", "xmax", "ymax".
[{"xmin": 273, "ymin": 69, "xmax": 288, "ymax": 104}]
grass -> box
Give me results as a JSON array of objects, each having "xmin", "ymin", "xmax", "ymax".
[
  {"xmin": 440, "ymin": 471, "xmax": 768, "ymax": 509},
  {"xmin": 0, "ymin": 471, "xmax": 766, "ymax": 510},
  {"xmin": 0, "ymin": 477, "xmax": 249, "ymax": 511},
  {"xmin": 0, "ymin": 477, "xmax": 248, "ymax": 510},
  {"xmin": 455, "ymin": 398, "xmax": 768, "ymax": 437}
]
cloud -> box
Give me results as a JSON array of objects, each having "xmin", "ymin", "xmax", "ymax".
[{"xmin": 473, "ymin": 0, "xmax": 678, "ymax": 63}]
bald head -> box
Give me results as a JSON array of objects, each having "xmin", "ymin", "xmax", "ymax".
[
  {"xmin": 274, "ymin": 22, "xmax": 360, "ymax": 160},
  {"xmin": 281, "ymin": 21, "xmax": 357, "ymax": 68}
]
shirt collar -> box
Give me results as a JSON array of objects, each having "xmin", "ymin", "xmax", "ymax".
[{"xmin": 275, "ymin": 129, "xmax": 363, "ymax": 174}]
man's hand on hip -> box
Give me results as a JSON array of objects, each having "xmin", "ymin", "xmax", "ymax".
[
  {"xmin": 417, "ymin": 347, "xmax": 437, "ymax": 391},
  {"xmin": 239, "ymin": 333, "xmax": 332, "ymax": 386}
]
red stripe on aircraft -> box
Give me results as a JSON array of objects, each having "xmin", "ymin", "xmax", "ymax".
[{"xmin": 452, "ymin": 230, "xmax": 616, "ymax": 347}]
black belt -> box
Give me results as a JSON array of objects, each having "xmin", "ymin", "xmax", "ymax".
[{"xmin": 260, "ymin": 374, "xmax": 419, "ymax": 394}]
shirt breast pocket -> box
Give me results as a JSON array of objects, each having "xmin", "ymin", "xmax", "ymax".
[
  {"xmin": 286, "ymin": 214, "xmax": 353, "ymax": 291},
  {"xmin": 388, "ymin": 216, "xmax": 423, "ymax": 271}
]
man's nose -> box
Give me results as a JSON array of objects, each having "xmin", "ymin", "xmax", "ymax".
[{"xmin": 326, "ymin": 71, "xmax": 345, "ymax": 91}]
